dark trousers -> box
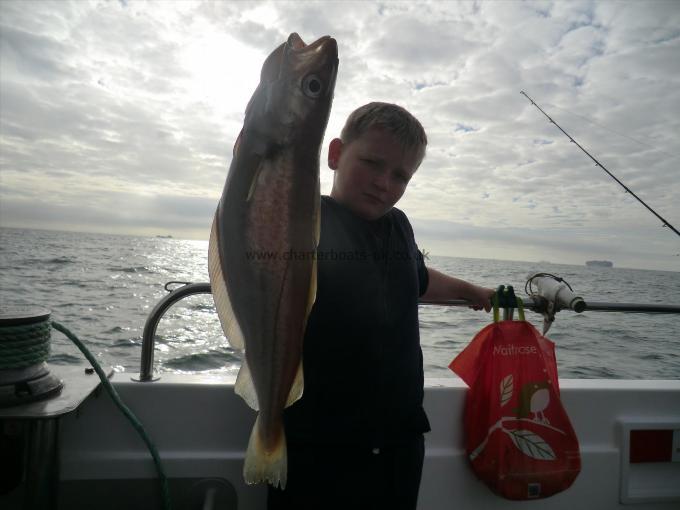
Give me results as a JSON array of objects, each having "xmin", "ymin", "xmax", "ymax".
[{"xmin": 267, "ymin": 434, "xmax": 425, "ymax": 510}]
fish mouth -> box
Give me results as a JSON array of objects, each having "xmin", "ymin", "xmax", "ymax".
[
  {"xmin": 286, "ymin": 33, "xmax": 336, "ymax": 52},
  {"xmin": 260, "ymin": 34, "xmax": 337, "ymax": 85}
]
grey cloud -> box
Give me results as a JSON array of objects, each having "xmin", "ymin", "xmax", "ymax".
[
  {"xmin": 0, "ymin": 24, "xmax": 72, "ymax": 81},
  {"xmin": 367, "ymin": 16, "xmax": 479, "ymax": 69},
  {"xmin": 224, "ymin": 20, "xmax": 286, "ymax": 51},
  {"xmin": 1, "ymin": 191, "xmax": 216, "ymax": 232},
  {"xmin": 410, "ymin": 215, "xmax": 677, "ymax": 264},
  {"xmin": 596, "ymin": 1, "xmax": 680, "ymax": 52},
  {"xmin": 0, "ymin": 0, "xmax": 678, "ymax": 270},
  {"xmin": 271, "ymin": 2, "xmax": 365, "ymax": 46}
]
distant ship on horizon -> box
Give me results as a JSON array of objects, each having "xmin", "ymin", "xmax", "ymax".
[{"xmin": 586, "ymin": 260, "xmax": 613, "ymax": 268}]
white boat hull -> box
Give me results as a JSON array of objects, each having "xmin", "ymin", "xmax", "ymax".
[{"xmin": 50, "ymin": 375, "xmax": 680, "ymax": 509}]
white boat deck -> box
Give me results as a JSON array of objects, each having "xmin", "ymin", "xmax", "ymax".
[{"xmin": 51, "ymin": 374, "xmax": 680, "ymax": 509}]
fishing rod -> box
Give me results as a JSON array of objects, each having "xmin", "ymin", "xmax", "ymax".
[
  {"xmin": 520, "ymin": 91, "xmax": 680, "ymax": 238},
  {"xmin": 421, "ymin": 273, "xmax": 680, "ymax": 334},
  {"xmin": 419, "ymin": 298, "xmax": 680, "ymax": 314}
]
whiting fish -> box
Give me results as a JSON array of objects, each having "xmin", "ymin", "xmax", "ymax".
[{"xmin": 208, "ymin": 33, "xmax": 338, "ymax": 488}]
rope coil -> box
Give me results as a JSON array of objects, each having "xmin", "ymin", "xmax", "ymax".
[{"xmin": 0, "ymin": 321, "xmax": 51, "ymax": 369}]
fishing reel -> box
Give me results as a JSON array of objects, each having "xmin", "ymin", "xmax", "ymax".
[{"xmin": 525, "ymin": 274, "xmax": 585, "ymax": 334}]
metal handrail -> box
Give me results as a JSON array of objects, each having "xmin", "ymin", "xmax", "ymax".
[
  {"xmin": 418, "ymin": 299, "xmax": 680, "ymax": 314},
  {"xmin": 135, "ymin": 280, "xmax": 680, "ymax": 382},
  {"xmin": 135, "ymin": 282, "xmax": 212, "ymax": 382}
]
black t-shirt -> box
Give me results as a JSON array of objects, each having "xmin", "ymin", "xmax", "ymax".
[{"xmin": 284, "ymin": 196, "xmax": 431, "ymax": 447}]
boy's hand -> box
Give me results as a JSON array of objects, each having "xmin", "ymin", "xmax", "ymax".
[{"xmin": 468, "ymin": 286, "xmax": 495, "ymax": 312}]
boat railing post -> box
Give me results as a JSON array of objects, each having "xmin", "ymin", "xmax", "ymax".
[{"xmin": 134, "ymin": 282, "xmax": 212, "ymax": 382}]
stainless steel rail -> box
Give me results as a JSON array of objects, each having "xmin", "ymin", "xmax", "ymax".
[
  {"xmin": 136, "ymin": 281, "xmax": 680, "ymax": 382},
  {"xmin": 136, "ymin": 282, "xmax": 212, "ymax": 382},
  {"xmin": 418, "ymin": 298, "xmax": 680, "ymax": 314},
  {"xmin": 580, "ymin": 302, "xmax": 680, "ymax": 313}
]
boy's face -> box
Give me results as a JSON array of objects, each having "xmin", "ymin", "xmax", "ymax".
[{"xmin": 328, "ymin": 127, "xmax": 421, "ymax": 221}]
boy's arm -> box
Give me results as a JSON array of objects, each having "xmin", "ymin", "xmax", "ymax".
[{"xmin": 421, "ymin": 267, "xmax": 495, "ymax": 312}]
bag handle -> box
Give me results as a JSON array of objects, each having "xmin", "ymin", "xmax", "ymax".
[{"xmin": 492, "ymin": 285, "xmax": 525, "ymax": 322}]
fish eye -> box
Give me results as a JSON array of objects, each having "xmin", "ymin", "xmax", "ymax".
[{"xmin": 302, "ymin": 74, "xmax": 323, "ymax": 98}]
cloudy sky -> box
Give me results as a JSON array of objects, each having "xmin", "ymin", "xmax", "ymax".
[{"xmin": 1, "ymin": 0, "xmax": 679, "ymax": 271}]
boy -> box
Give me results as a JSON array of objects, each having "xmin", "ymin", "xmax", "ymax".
[{"xmin": 268, "ymin": 102, "xmax": 494, "ymax": 509}]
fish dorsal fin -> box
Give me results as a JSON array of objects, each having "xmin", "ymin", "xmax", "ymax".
[
  {"xmin": 235, "ymin": 357, "xmax": 259, "ymax": 411},
  {"xmin": 208, "ymin": 214, "xmax": 245, "ymax": 351}
]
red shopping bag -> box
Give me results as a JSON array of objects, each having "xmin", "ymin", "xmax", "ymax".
[{"xmin": 449, "ymin": 289, "xmax": 580, "ymax": 500}]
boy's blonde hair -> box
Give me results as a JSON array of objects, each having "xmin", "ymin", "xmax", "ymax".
[{"xmin": 340, "ymin": 102, "xmax": 427, "ymax": 165}]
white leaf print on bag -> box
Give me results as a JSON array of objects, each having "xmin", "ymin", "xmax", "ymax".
[
  {"xmin": 500, "ymin": 374, "xmax": 513, "ymax": 407},
  {"xmin": 508, "ymin": 429, "xmax": 556, "ymax": 460}
]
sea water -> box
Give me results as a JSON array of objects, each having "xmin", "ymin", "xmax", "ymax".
[{"xmin": 1, "ymin": 227, "xmax": 678, "ymax": 379}]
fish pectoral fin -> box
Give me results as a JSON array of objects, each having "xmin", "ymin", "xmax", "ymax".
[
  {"xmin": 285, "ymin": 361, "xmax": 304, "ymax": 408},
  {"xmin": 246, "ymin": 161, "xmax": 265, "ymax": 202},
  {"xmin": 235, "ymin": 358, "xmax": 259, "ymax": 411},
  {"xmin": 208, "ymin": 214, "xmax": 246, "ymax": 350}
]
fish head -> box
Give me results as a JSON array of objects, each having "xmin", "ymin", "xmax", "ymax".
[{"xmin": 243, "ymin": 33, "xmax": 338, "ymax": 151}]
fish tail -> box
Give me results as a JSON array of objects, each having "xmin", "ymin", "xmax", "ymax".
[{"xmin": 243, "ymin": 414, "xmax": 287, "ymax": 489}]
